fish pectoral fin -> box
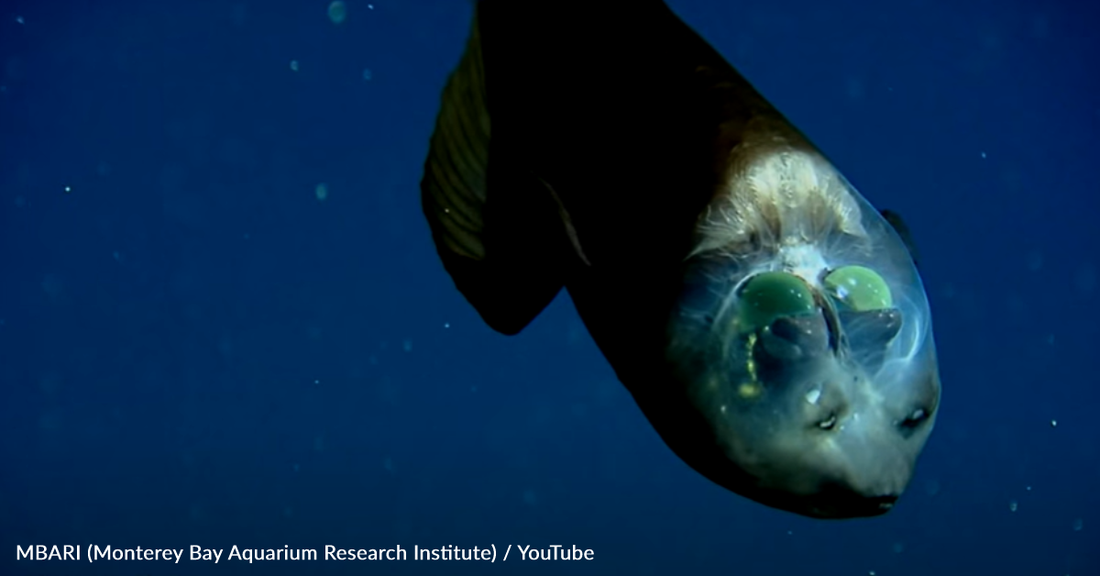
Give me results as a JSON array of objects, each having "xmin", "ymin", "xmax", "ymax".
[
  {"xmin": 880, "ymin": 209, "xmax": 922, "ymax": 270},
  {"xmin": 420, "ymin": 14, "xmax": 573, "ymax": 335}
]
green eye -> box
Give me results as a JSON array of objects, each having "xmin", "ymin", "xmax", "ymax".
[
  {"xmin": 823, "ymin": 265, "xmax": 892, "ymax": 311},
  {"xmin": 738, "ymin": 271, "xmax": 816, "ymax": 331}
]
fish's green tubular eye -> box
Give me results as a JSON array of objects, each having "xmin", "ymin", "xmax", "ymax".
[
  {"xmin": 738, "ymin": 271, "xmax": 816, "ymax": 331},
  {"xmin": 823, "ymin": 265, "xmax": 892, "ymax": 311}
]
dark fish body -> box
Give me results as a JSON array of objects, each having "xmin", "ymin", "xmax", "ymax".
[{"xmin": 421, "ymin": 0, "xmax": 940, "ymax": 519}]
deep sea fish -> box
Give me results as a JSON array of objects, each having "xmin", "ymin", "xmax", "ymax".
[{"xmin": 420, "ymin": 0, "xmax": 940, "ymax": 519}]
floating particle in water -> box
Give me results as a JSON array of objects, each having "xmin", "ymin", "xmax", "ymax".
[
  {"xmin": 980, "ymin": 151, "xmax": 987, "ymax": 159},
  {"xmin": 362, "ymin": 68, "xmax": 372, "ymax": 81},
  {"xmin": 315, "ymin": 183, "xmax": 328, "ymax": 201},
  {"xmin": 1051, "ymin": 419, "xmax": 1058, "ymax": 428},
  {"xmin": 1009, "ymin": 500, "xmax": 1018, "ymax": 512},
  {"xmin": 443, "ymin": 322, "xmax": 450, "ymax": 328},
  {"xmin": 328, "ymin": 1, "xmax": 347, "ymax": 24},
  {"xmin": 402, "ymin": 339, "xmax": 412, "ymax": 352},
  {"xmin": 15, "ymin": 16, "xmax": 24, "ymax": 25},
  {"xmin": 289, "ymin": 59, "xmax": 300, "ymax": 72},
  {"xmin": 64, "ymin": 185, "xmax": 71, "ymax": 193}
]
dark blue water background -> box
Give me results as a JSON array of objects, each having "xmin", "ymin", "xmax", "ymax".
[{"xmin": 1, "ymin": 0, "xmax": 1097, "ymax": 574}]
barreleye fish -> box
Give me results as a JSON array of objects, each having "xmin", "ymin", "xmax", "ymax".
[{"xmin": 420, "ymin": 0, "xmax": 940, "ymax": 519}]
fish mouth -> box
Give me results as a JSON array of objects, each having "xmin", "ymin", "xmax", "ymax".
[{"xmin": 796, "ymin": 491, "xmax": 899, "ymax": 519}]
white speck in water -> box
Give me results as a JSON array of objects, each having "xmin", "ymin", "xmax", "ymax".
[
  {"xmin": 362, "ymin": 68, "xmax": 372, "ymax": 81},
  {"xmin": 368, "ymin": 4, "xmax": 374, "ymax": 9},
  {"xmin": 1026, "ymin": 485, "xmax": 1032, "ymax": 491},
  {"xmin": 980, "ymin": 151, "xmax": 987, "ymax": 159},
  {"xmin": 1051, "ymin": 419, "xmax": 1058, "ymax": 428},
  {"xmin": 15, "ymin": 16, "xmax": 24, "ymax": 25},
  {"xmin": 64, "ymin": 186, "xmax": 71, "ymax": 193},
  {"xmin": 443, "ymin": 322, "xmax": 450, "ymax": 329},
  {"xmin": 1009, "ymin": 500, "xmax": 1018, "ymax": 512},
  {"xmin": 289, "ymin": 59, "xmax": 300, "ymax": 72},
  {"xmin": 313, "ymin": 379, "xmax": 320, "ymax": 385}
]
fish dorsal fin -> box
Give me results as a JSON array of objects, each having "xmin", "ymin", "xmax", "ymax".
[
  {"xmin": 880, "ymin": 209, "xmax": 922, "ymax": 270},
  {"xmin": 420, "ymin": 13, "xmax": 579, "ymax": 335}
]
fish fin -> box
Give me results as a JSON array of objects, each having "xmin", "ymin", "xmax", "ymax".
[
  {"xmin": 880, "ymin": 209, "xmax": 922, "ymax": 270},
  {"xmin": 538, "ymin": 176, "xmax": 592, "ymax": 267},
  {"xmin": 420, "ymin": 14, "xmax": 576, "ymax": 336}
]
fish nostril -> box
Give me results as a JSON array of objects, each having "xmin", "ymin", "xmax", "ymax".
[{"xmin": 898, "ymin": 407, "xmax": 928, "ymax": 430}]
